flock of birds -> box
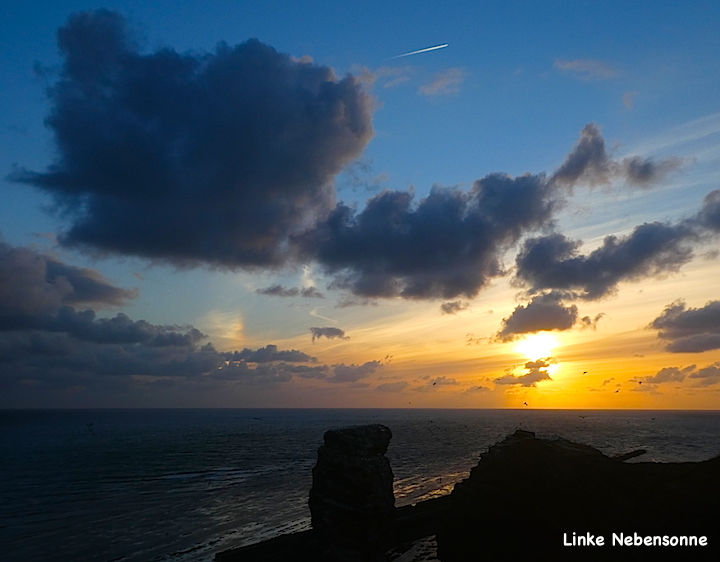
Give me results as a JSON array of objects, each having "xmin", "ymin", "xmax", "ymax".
[{"xmin": 519, "ymin": 370, "xmax": 648, "ymax": 407}]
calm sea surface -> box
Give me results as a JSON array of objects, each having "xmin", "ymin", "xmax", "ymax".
[{"xmin": 2, "ymin": 408, "xmax": 720, "ymax": 562}]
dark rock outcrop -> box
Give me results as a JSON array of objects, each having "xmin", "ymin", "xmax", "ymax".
[
  {"xmin": 309, "ymin": 424, "xmax": 396, "ymax": 562},
  {"xmin": 436, "ymin": 429, "xmax": 720, "ymax": 561},
  {"xmin": 216, "ymin": 427, "xmax": 720, "ymax": 561}
]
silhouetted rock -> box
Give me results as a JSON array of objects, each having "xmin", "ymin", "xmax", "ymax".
[
  {"xmin": 309, "ymin": 424, "xmax": 395, "ymax": 561},
  {"xmin": 436, "ymin": 429, "xmax": 720, "ymax": 561}
]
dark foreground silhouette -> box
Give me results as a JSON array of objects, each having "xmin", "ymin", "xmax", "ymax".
[{"xmin": 216, "ymin": 427, "xmax": 720, "ymax": 561}]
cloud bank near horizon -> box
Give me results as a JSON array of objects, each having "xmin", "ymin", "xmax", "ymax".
[{"xmin": 0, "ymin": 239, "xmax": 382, "ymax": 396}]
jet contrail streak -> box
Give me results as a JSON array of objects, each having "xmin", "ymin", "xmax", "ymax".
[{"xmin": 393, "ymin": 43, "xmax": 448, "ymax": 59}]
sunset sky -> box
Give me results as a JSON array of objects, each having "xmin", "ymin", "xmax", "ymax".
[{"xmin": 2, "ymin": 1, "xmax": 720, "ymax": 409}]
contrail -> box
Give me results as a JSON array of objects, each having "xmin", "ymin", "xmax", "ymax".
[
  {"xmin": 310, "ymin": 307, "xmax": 336, "ymax": 323},
  {"xmin": 393, "ymin": 43, "xmax": 448, "ymax": 59}
]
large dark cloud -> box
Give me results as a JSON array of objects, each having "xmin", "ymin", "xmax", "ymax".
[
  {"xmin": 0, "ymin": 316, "xmax": 322, "ymax": 382},
  {"xmin": 650, "ymin": 300, "xmax": 720, "ymax": 352},
  {"xmin": 0, "ymin": 241, "xmax": 330, "ymax": 389},
  {"xmin": 515, "ymin": 222, "xmax": 696, "ymax": 299},
  {"xmin": 306, "ymin": 124, "xmax": 685, "ymax": 301},
  {"xmin": 45, "ymin": 307, "xmax": 206, "ymax": 346},
  {"xmin": 12, "ymin": 11, "xmax": 692, "ymax": 305},
  {"xmin": 307, "ymin": 173, "xmax": 559, "ymax": 299},
  {"xmin": 0, "ymin": 239, "xmax": 136, "ymax": 329},
  {"xmin": 213, "ymin": 360, "xmax": 329, "ymax": 384},
  {"xmin": 497, "ymin": 291, "xmax": 579, "ymax": 341},
  {"xmin": 551, "ymin": 123, "xmax": 681, "ymax": 188},
  {"xmin": 14, "ymin": 9, "xmax": 373, "ymax": 267}
]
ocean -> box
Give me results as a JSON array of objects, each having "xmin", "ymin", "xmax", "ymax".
[{"xmin": 2, "ymin": 408, "xmax": 720, "ymax": 562}]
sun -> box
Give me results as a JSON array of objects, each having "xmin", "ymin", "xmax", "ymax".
[{"xmin": 515, "ymin": 333, "xmax": 558, "ymax": 361}]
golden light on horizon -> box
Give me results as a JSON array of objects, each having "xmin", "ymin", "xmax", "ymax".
[{"xmin": 515, "ymin": 333, "xmax": 559, "ymax": 361}]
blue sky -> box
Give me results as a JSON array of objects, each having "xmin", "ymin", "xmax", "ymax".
[{"xmin": 2, "ymin": 1, "xmax": 720, "ymax": 408}]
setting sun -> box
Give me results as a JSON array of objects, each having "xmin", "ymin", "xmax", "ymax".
[{"xmin": 515, "ymin": 333, "xmax": 559, "ymax": 361}]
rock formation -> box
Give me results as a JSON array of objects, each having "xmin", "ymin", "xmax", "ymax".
[
  {"xmin": 436, "ymin": 429, "xmax": 720, "ymax": 561},
  {"xmin": 216, "ymin": 427, "xmax": 720, "ymax": 561},
  {"xmin": 309, "ymin": 424, "xmax": 396, "ymax": 562}
]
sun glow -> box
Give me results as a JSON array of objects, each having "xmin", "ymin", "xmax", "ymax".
[{"xmin": 515, "ymin": 333, "xmax": 558, "ymax": 361}]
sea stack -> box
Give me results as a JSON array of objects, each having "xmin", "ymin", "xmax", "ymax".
[{"xmin": 309, "ymin": 424, "xmax": 395, "ymax": 562}]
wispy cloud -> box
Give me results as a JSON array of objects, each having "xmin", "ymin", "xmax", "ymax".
[
  {"xmin": 376, "ymin": 66, "xmax": 414, "ymax": 88},
  {"xmin": 555, "ymin": 59, "xmax": 618, "ymax": 80},
  {"xmin": 419, "ymin": 68, "xmax": 466, "ymax": 96},
  {"xmin": 350, "ymin": 64, "xmax": 414, "ymax": 89},
  {"xmin": 623, "ymin": 91, "xmax": 639, "ymax": 109}
]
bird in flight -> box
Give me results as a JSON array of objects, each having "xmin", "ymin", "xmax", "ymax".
[{"xmin": 393, "ymin": 44, "xmax": 448, "ymax": 58}]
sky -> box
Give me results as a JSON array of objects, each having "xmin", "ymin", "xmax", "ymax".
[{"xmin": 2, "ymin": 0, "xmax": 720, "ymax": 409}]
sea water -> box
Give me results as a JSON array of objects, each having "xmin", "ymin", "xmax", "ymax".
[{"xmin": 2, "ymin": 408, "xmax": 720, "ymax": 562}]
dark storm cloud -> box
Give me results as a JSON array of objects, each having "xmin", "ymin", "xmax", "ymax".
[
  {"xmin": 497, "ymin": 291, "xmax": 579, "ymax": 341},
  {"xmin": 551, "ymin": 123, "xmax": 681, "ymax": 188},
  {"xmin": 494, "ymin": 358, "xmax": 553, "ymax": 387},
  {"xmin": 515, "ymin": 222, "xmax": 696, "ymax": 299},
  {"xmin": 0, "ymin": 239, "xmax": 136, "ymax": 329},
  {"xmin": 650, "ymin": 300, "xmax": 720, "ymax": 352},
  {"xmin": 308, "ymin": 172, "xmax": 559, "ymax": 299},
  {"xmin": 310, "ymin": 326, "xmax": 349, "ymax": 342},
  {"xmin": 214, "ymin": 361, "xmax": 327, "ymax": 384},
  {"xmin": 13, "ymin": 13, "xmax": 688, "ymax": 308},
  {"xmin": 0, "ymin": 331, "xmax": 223, "ymax": 379},
  {"xmin": 0, "ymin": 241, "xmax": 326, "ymax": 385},
  {"xmin": 13, "ymin": 9, "xmax": 373, "ymax": 267},
  {"xmin": 697, "ymin": 189, "xmax": 720, "ymax": 232},
  {"xmin": 1, "ymin": 324, "xmax": 323, "ymax": 386},
  {"xmin": 45, "ymin": 307, "xmax": 207, "ymax": 346},
  {"xmin": 256, "ymin": 285, "xmax": 325, "ymax": 298},
  {"xmin": 440, "ymin": 300, "xmax": 469, "ymax": 315},
  {"xmin": 221, "ymin": 344, "xmax": 316, "ymax": 363},
  {"xmin": 310, "ymin": 123, "xmax": 686, "ymax": 301},
  {"xmin": 327, "ymin": 360, "xmax": 382, "ymax": 383}
]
